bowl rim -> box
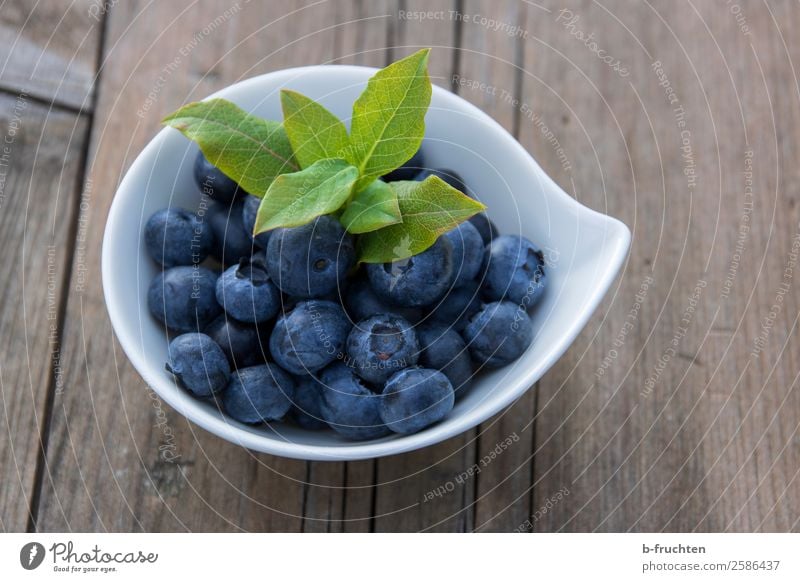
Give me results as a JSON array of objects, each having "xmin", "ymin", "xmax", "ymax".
[{"xmin": 102, "ymin": 64, "xmax": 631, "ymax": 461}]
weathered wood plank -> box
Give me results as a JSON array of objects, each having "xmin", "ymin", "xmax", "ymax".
[
  {"xmin": 0, "ymin": 95, "xmax": 89, "ymax": 531},
  {"xmin": 22, "ymin": 0, "xmax": 800, "ymax": 533},
  {"xmin": 645, "ymin": 0, "xmax": 800, "ymax": 533},
  {"xmin": 518, "ymin": 0, "xmax": 659, "ymax": 532},
  {"xmin": 35, "ymin": 0, "xmax": 351, "ymax": 532},
  {"xmin": 371, "ymin": 0, "xmax": 480, "ymax": 533},
  {"xmin": 0, "ymin": 0, "xmax": 100, "ymax": 110},
  {"xmin": 521, "ymin": 0, "xmax": 800, "ymax": 532}
]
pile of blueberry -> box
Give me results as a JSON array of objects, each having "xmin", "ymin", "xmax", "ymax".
[{"xmin": 145, "ymin": 148, "xmax": 546, "ymax": 440}]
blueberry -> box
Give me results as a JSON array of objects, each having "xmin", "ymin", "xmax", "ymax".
[
  {"xmin": 366, "ymin": 236, "xmax": 454, "ymax": 308},
  {"xmin": 280, "ymin": 292, "xmax": 344, "ymax": 317},
  {"xmin": 166, "ymin": 333, "xmax": 230, "ymax": 397},
  {"xmin": 482, "ymin": 234, "xmax": 546, "ymax": 306},
  {"xmin": 290, "ymin": 374, "xmax": 328, "ymax": 430},
  {"xmin": 241, "ymin": 194, "xmax": 271, "ymax": 248},
  {"xmin": 266, "ymin": 215, "xmax": 355, "ymax": 298},
  {"xmin": 416, "ymin": 324, "xmax": 473, "ymax": 396},
  {"xmin": 204, "ymin": 315, "xmax": 267, "ymax": 368},
  {"xmin": 215, "ymin": 253, "xmax": 280, "ymax": 324},
  {"xmin": 463, "ymin": 301, "xmax": 534, "ymax": 368},
  {"xmin": 283, "ymin": 275, "xmax": 349, "ymax": 311},
  {"xmin": 270, "ymin": 300, "xmax": 351, "ymax": 375},
  {"xmin": 318, "ymin": 363, "xmax": 390, "ymax": 440},
  {"xmin": 144, "ymin": 207, "xmax": 213, "ymax": 268},
  {"xmin": 193, "ymin": 151, "xmax": 244, "ymax": 205},
  {"xmin": 427, "ymin": 278, "xmax": 483, "ymax": 332},
  {"xmin": 322, "ymin": 360, "xmax": 357, "ymax": 383},
  {"xmin": 380, "ymin": 367, "xmax": 454, "ymax": 434},
  {"xmin": 469, "ymin": 213, "xmax": 497, "ymax": 245},
  {"xmin": 222, "ymin": 363, "xmax": 295, "ymax": 424},
  {"xmin": 148, "ymin": 266, "xmax": 221, "ymax": 333},
  {"xmin": 415, "ymin": 167, "xmax": 467, "ymax": 193},
  {"xmin": 344, "ymin": 275, "xmax": 422, "ymax": 323},
  {"xmin": 382, "ymin": 147, "xmax": 425, "ymax": 182},
  {"xmin": 206, "ymin": 199, "xmax": 254, "ymax": 267},
  {"xmin": 443, "ymin": 220, "xmax": 484, "ymax": 286},
  {"xmin": 346, "ymin": 314, "xmax": 418, "ymax": 384}
]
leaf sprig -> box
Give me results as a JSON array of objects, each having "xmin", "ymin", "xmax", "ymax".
[{"xmin": 163, "ymin": 49, "xmax": 485, "ymax": 263}]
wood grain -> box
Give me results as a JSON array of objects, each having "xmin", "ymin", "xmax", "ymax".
[
  {"xmin": 1, "ymin": 0, "xmax": 797, "ymax": 533},
  {"xmin": 0, "ymin": 95, "xmax": 89, "ymax": 531},
  {"xmin": 0, "ymin": 0, "xmax": 100, "ymax": 110}
]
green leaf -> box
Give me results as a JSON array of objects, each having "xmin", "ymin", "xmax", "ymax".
[
  {"xmin": 254, "ymin": 158, "xmax": 358, "ymax": 232},
  {"xmin": 163, "ymin": 98, "xmax": 298, "ymax": 196},
  {"xmin": 281, "ymin": 89, "xmax": 349, "ymax": 169},
  {"xmin": 340, "ymin": 179, "xmax": 402, "ymax": 234},
  {"xmin": 358, "ymin": 176, "xmax": 486, "ymax": 263},
  {"xmin": 348, "ymin": 49, "xmax": 432, "ymax": 191}
]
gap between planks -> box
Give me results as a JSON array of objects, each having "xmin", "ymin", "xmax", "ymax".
[{"xmin": 25, "ymin": 7, "xmax": 110, "ymax": 533}]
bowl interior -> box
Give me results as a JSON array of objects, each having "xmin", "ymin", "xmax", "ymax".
[{"xmin": 102, "ymin": 65, "xmax": 630, "ymax": 461}]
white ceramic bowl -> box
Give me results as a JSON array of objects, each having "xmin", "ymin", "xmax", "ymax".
[{"xmin": 102, "ymin": 65, "xmax": 630, "ymax": 461}]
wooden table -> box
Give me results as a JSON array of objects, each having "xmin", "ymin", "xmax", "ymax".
[{"xmin": 1, "ymin": 0, "xmax": 798, "ymax": 532}]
